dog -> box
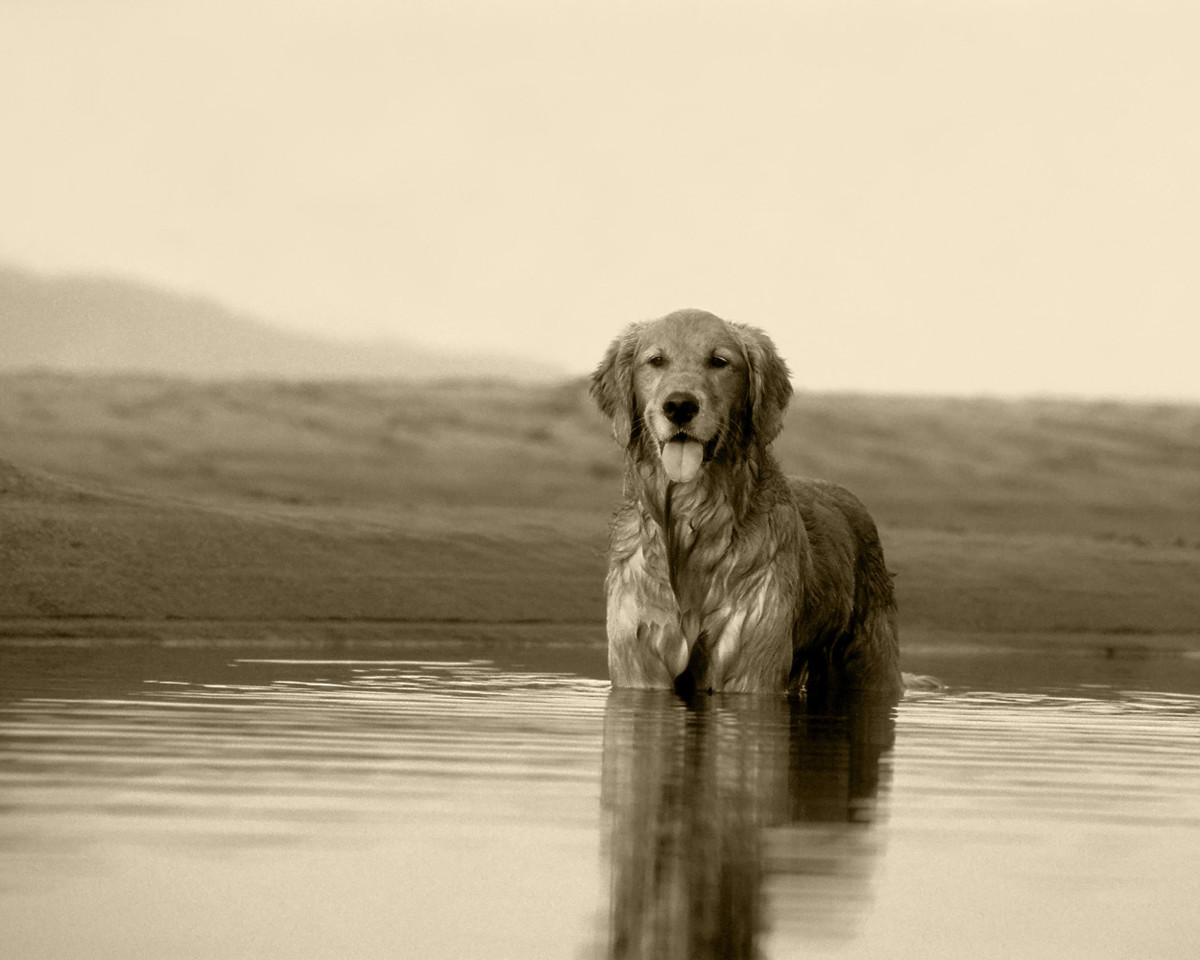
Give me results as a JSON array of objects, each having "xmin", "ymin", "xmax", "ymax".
[{"xmin": 590, "ymin": 309, "xmax": 903, "ymax": 696}]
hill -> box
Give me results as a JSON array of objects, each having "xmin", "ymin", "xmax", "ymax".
[
  {"xmin": 0, "ymin": 453, "xmax": 604, "ymax": 640},
  {"xmin": 2, "ymin": 372, "xmax": 1197, "ymax": 542},
  {"xmin": 1, "ymin": 374, "xmax": 1198, "ymax": 650},
  {"xmin": 0, "ymin": 264, "xmax": 561, "ymax": 380}
]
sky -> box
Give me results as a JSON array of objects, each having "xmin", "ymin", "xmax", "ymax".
[{"xmin": 1, "ymin": 0, "xmax": 1197, "ymax": 398}]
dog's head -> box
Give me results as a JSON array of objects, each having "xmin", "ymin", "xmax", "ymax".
[{"xmin": 590, "ymin": 309, "xmax": 793, "ymax": 484}]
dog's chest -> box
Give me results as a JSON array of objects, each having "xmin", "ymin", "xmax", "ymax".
[
  {"xmin": 608, "ymin": 503, "xmax": 794, "ymax": 689},
  {"xmin": 609, "ymin": 504, "xmax": 736, "ymax": 615}
]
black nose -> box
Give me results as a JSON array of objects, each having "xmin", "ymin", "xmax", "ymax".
[{"xmin": 663, "ymin": 392, "xmax": 700, "ymax": 426}]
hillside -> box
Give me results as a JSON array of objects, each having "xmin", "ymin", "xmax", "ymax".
[
  {"xmin": 0, "ymin": 264, "xmax": 561, "ymax": 380},
  {"xmin": 0, "ymin": 455, "xmax": 604, "ymax": 638},
  {"xmin": 1, "ymin": 373, "xmax": 1197, "ymax": 647},
  {"xmin": 2, "ymin": 372, "xmax": 1197, "ymax": 541}
]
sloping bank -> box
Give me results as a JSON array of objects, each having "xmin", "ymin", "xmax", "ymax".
[{"xmin": 2, "ymin": 459, "xmax": 1197, "ymax": 656}]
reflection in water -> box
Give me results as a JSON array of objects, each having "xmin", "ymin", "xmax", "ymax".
[
  {"xmin": 601, "ymin": 690, "xmax": 897, "ymax": 959},
  {"xmin": 3, "ymin": 643, "xmax": 1200, "ymax": 960}
]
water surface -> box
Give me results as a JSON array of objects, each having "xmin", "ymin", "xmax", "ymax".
[{"xmin": 2, "ymin": 640, "xmax": 1198, "ymax": 959}]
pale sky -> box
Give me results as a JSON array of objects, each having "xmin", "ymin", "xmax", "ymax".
[{"xmin": 1, "ymin": 0, "xmax": 1196, "ymax": 397}]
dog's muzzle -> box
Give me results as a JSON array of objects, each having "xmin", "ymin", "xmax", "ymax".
[{"xmin": 658, "ymin": 391, "xmax": 708, "ymax": 483}]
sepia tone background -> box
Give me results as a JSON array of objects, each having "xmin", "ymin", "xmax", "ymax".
[{"xmin": 2, "ymin": 0, "xmax": 1197, "ymax": 396}]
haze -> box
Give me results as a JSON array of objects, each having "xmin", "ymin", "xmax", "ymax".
[{"xmin": 1, "ymin": 0, "xmax": 1196, "ymax": 398}]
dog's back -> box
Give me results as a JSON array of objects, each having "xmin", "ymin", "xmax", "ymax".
[{"xmin": 786, "ymin": 477, "xmax": 901, "ymax": 693}]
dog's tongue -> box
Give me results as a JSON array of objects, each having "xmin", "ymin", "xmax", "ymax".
[{"xmin": 661, "ymin": 438, "xmax": 704, "ymax": 483}]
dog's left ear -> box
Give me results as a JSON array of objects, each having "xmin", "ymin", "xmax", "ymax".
[
  {"xmin": 590, "ymin": 323, "xmax": 642, "ymax": 446},
  {"xmin": 736, "ymin": 324, "xmax": 793, "ymax": 446}
]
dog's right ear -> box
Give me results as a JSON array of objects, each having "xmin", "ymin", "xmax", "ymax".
[
  {"xmin": 590, "ymin": 323, "xmax": 642, "ymax": 446},
  {"xmin": 736, "ymin": 323, "xmax": 793, "ymax": 447}
]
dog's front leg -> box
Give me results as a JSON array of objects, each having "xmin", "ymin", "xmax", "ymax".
[{"xmin": 605, "ymin": 564, "xmax": 690, "ymax": 688}]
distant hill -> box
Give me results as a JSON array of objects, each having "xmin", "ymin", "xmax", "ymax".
[{"xmin": 0, "ymin": 264, "xmax": 563, "ymax": 381}]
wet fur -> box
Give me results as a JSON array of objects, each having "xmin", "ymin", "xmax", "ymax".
[{"xmin": 591, "ymin": 309, "xmax": 903, "ymax": 696}]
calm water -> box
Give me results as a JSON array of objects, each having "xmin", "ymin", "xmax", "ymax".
[{"xmin": 2, "ymin": 640, "xmax": 1199, "ymax": 959}]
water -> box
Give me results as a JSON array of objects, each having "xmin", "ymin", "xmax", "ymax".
[{"xmin": 2, "ymin": 640, "xmax": 1199, "ymax": 959}]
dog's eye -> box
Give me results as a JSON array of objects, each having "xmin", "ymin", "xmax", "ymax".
[
  {"xmin": 709, "ymin": 356, "xmax": 729, "ymax": 369},
  {"xmin": 647, "ymin": 355, "xmax": 666, "ymax": 368}
]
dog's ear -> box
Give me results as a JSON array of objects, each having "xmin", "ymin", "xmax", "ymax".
[
  {"xmin": 737, "ymin": 324, "xmax": 793, "ymax": 446},
  {"xmin": 590, "ymin": 323, "xmax": 642, "ymax": 445}
]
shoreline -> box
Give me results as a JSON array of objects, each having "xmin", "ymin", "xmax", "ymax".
[{"xmin": 2, "ymin": 617, "xmax": 1197, "ymax": 660}]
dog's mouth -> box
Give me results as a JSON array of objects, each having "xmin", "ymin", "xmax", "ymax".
[{"xmin": 659, "ymin": 433, "xmax": 717, "ymax": 484}]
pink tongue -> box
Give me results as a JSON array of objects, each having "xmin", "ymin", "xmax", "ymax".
[{"xmin": 661, "ymin": 438, "xmax": 704, "ymax": 483}]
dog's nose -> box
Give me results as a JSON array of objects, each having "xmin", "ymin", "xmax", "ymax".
[{"xmin": 663, "ymin": 392, "xmax": 700, "ymax": 426}]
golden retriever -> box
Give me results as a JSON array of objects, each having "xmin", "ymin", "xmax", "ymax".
[{"xmin": 591, "ymin": 308, "xmax": 903, "ymax": 696}]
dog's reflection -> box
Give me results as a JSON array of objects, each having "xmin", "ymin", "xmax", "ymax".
[{"xmin": 601, "ymin": 689, "xmax": 896, "ymax": 959}]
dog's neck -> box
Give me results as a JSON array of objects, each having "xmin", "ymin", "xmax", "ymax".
[{"xmin": 623, "ymin": 437, "xmax": 777, "ymax": 610}]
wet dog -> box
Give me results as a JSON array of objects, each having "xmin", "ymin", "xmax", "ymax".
[{"xmin": 591, "ymin": 309, "xmax": 902, "ymax": 695}]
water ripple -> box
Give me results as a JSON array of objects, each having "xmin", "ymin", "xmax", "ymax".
[{"xmin": 3, "ymin": 652, "xmax": 1200, "ymax": 960}]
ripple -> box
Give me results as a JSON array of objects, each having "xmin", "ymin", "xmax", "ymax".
[
  {"xmin": 892, "ymin": 687, "xmax": 1200, "ymax": 834},
  {"xmin": 4, "ymin": 651, "xmax": 1200, "ymax": 960},
  {"xmin": 0, "ymin": 660, "xmax": 613, "ymax": 852}
]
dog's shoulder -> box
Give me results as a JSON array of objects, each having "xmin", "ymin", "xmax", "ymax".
[
  {"xmin": 785, "ymin": 476, "xmax": 883, "ymax": 544},
  {"xmin": 786, "ymin": 475, "xmax": 864, "ymax": 512},
  {"xmin": 606, "ymin": 498, "xmax": 648, "ymax": 560}
]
